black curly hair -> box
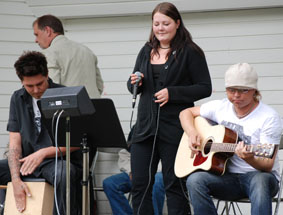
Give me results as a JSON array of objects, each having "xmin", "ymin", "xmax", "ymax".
[{"xmin": 14, "ymin": 51, "xmax": 48, "ymax": 81}]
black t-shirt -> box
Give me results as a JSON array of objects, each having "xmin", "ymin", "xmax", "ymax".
[
  {"xmin": 7, "ymin": 78, "xmax": 83, "ymax": 176},
  {"xmin": 151, "ymin": 63, "xmax": 164, "ymax": 92}
]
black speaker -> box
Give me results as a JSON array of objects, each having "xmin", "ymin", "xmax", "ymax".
[{"xmin": 40, "ymin": 86, "xmax": 95, "ymax": 118}]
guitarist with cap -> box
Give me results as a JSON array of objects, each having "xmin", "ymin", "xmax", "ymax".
[{"xmin": 179, "ymin": 63, "xmax": 282, "ymax": 215}]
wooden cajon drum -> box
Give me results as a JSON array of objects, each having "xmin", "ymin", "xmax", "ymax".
[{"xmin": 4, "ymin": 181, "xmax": 54, "ymax": 215}]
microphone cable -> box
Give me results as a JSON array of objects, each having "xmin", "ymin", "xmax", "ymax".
[
  {"xmin": 51, "ymin": 110, "xmax": 64, "ymax": 173},
  {"xmin": 135, "ymin": 103, "xmax": 190, "ymax": 214},
  {"xmin": 137, "ymin": 103, "xmax": 160, "ymax": 215},
  {"xmin": 51, "ymin": 110, "xmax": 66, "ymax": 214},
  {"xmin": 53, "ymin": 109, "xmax": 65, "ymax": 215},
  {"xmin": 51, "ymin": 110, "xmax": 64, "ymax": 162},
  {"xmin": 179, "ymin": 178, "xmax": 190, "ymax": 205},
  {"xmin": 178, "ymin": 174, "xmax": 192, "ymax": 215},
  {"xmin": 128, "ymin": 76, "xmax": 161, "ymax": 214}
]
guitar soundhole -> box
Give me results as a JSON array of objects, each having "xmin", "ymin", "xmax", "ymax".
[{"xmin": 204, "ymin": 139, "xmax": 213, "ymax": 155}]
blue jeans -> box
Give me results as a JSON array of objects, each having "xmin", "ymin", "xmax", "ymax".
[
  {"xmin": 186, "ymin": 171, "xmax": 279, "ymax": 215},
  {"xmin": 103, "ymin": 172, "xmax": 165, "ymax": 215}
]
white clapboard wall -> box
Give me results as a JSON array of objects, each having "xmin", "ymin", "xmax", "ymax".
[{"xmin": 0, "ymin": 1, "xmax": 283, "ymax": 214}]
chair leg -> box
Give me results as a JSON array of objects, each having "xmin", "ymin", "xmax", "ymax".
[
  {"xmin": 225, "ymin": 201, "xmax": 230, "ymax": 215},
  {"xmin": 220, "ymin": 206, "xmax": 226, "ymax": 215},
  {"xmin": 216, "ymin": 199, "xmax": 247, "ymax": 215},
  {"xmin": 222, "ymin": 201, "xmax": 243, "ymax": 215},
  {"xmin": 90, "ymin": 151, "xmax": 99, "ymax": 214},
  {"xmin": 216, "ymin": 199, "xmax": 220, "ymax": 210},
  {"xmin": 128, "ymin": 192, "xmax": 132, "ymax": 207},
  {"xmin": 216, "ymin": 200, "xmax": 229, "ymax": 215},
  {"xmin": 228, "ymin": 202, "xmax": 238, "ymax": 215},
  {"xmin": 234, "ymin": 202, "xmax": 243, "ymax": 215}
]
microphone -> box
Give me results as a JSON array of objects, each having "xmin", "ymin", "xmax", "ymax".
[{"xmin": 132, "ymin": 71, "xmax": 142, "ymax": 108}]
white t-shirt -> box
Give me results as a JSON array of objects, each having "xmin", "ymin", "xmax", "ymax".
[
  {"xmin": 200, "ymin": 98, "xmax": 283, "ymax": 180},
  {"xmin": 32, "ymin": 97, "xmax": 41, "ymax": 133}
]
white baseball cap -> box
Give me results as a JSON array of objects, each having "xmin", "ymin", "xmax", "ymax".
[{"xmin": 225, "ymin": 63, "xmax": 258, "ymax": 89}]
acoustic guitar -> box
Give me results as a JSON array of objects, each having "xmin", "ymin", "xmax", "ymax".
[{"xmin": 174, "ymin": 116, "xmax": 276, "ymax": 178}]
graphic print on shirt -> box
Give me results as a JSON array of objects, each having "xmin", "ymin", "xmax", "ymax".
[
  {"xmin": 32, "ymin": 97, "xmax": 41, "ymax": 133},
  {"xmin": 221, "ymin": 120, "xmax": 251, "ymax": 144}
]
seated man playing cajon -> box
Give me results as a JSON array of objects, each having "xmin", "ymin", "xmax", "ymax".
[{"xmin": 0, "ymin": 51, "xmax": 83, "ymax": 215}]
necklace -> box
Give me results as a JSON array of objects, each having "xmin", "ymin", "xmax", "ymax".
[
  {"xmin": 159, "ymin": 46, "xmax": 170, "ymax": 49},
  {"xmin": 233, "ymin": 102, "xmax": 257, "ymax": 119}
]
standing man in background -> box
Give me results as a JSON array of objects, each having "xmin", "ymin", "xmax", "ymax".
[
  {"xmin": 33, "ymin": 15, "xmax": 102, "ymax": 214},
  {"xmin": 33, "ymin": 14, "xmax": 104, "ymax": 98}
]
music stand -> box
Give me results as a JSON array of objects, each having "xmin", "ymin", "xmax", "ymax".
[{"xmin": 39, "ymin": 98, "xmax": 127, "ymax": 214}]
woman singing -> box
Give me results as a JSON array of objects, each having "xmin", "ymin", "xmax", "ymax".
[{"xmin": 127, "ymin": 2, "xmax": 212, "ymax": 214}]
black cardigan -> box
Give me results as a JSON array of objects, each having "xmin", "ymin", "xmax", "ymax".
[{"xmin": 127, "ymin": 43, "xmax": 212, "ymax": 145}]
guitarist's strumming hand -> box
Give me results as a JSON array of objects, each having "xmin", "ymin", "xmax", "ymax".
[
  {"xmin": 235, "ymin": 141, "xmax": 254, "ymax": 160},
  {"xmin": 188, "ymin": 129, "xmax": 202, "ymax": 156}
]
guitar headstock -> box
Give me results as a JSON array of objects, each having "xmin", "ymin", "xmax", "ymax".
[{"xmin": 252, "ymin": 143, "xmax": 276, "ymax": 158}]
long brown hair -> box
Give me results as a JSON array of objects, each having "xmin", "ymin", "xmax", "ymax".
[{"xmin": 148, "ymin": 2, "xmax": 204, "ymax": 59}]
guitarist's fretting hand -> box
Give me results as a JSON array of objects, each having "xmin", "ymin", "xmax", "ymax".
[{"xmin": 235, "ymin": 141, "xmax": 254, "ymax": 160}]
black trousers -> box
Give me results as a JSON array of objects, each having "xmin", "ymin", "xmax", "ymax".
[
  {"xmin": 130, "ymin": 136, "xmax": 190, "ymax": 215},
  {"xmin": 0, "ymin": 159, "xmax": 82, "ymax": 215}
]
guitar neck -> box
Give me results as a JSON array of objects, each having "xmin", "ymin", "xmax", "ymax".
[
  {"xmin": 210, "ymin": 142, "xmax": 251, "ymax": 153},
  {"xmin": 210, "ymin": 142, "xmax": 275, "ymax": 159}
]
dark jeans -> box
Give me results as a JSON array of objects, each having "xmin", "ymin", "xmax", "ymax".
[
  {"xmin": 0, "ymin": 159, "xmax": 82, "ymax": 215},
  {"xmin": 0, "ymin": 160, "xmax": 10, "ymax": 207},
  {"xmin": 186, "ymin": 171, "xmax": 279, "ymax": 215},
  {"xmin": 130, "ymin": 137, "xmax": 190, "ymax": 215}
]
